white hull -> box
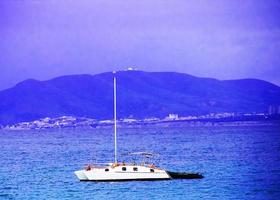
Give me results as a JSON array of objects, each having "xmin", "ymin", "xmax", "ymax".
[
  {"xmin": 75, "ymin": 165, "xmax": 171, "ymax": 181},
  {"xmin": 74, "ymin": 170, "xmax": 89, "ymax": 181}
]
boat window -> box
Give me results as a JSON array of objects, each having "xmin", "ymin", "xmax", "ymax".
[
  {"xmin": 150, "ymin": 169, "xmax": 155, "ymax": 173},
  {"xmin": 133, "ymin": 167, "xmax": 138, "ymax": 171},
  {"xmin": 105, "ymin": 168, "xmax": 109, "ymax": 172},
  {"xmin": 122, "ymin": 167, "xmax": 127, "ymax": 171}
]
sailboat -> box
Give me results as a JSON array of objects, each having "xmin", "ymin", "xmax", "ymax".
[{"xmin": 74, "ymin": 71, "xmax": 171, "ymax": 181}]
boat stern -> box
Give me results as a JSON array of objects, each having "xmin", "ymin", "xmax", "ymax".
[{"xmin": 74, "ymin": 170, "xmax": 88, "ymax": 181}]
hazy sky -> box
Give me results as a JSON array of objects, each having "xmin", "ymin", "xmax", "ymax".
[{"xmin": 0, "ymin": 0, "xmax": 280, "ymax": 90}]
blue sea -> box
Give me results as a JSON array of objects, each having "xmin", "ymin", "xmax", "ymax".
[{"xmin": 0, "ymin": 124, "xmax": 279, "ymax": 200}]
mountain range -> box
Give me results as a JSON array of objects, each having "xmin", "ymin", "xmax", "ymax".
[{"xmin": 0, "ymin": 70, "xmax": 280, "ymax": 125}]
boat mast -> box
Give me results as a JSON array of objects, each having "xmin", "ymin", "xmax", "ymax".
[{"xmin": 113, "ymin": 71, "xmax": 117, "ymax": 164}]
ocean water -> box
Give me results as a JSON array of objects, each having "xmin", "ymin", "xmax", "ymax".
[{"xmin": 0, "ymin": 124, "xmax": 279, "ymax": 200}]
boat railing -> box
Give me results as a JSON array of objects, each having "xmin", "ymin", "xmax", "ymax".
[{"xmin": 85, "ymin": 162, "xmax": 161, "ymax": 171}]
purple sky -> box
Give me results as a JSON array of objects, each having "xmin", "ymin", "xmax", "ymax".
[{"xmin": 0, "ymin": 0, "xmax": 280, "ymax": 90}]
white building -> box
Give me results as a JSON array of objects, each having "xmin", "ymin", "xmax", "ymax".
[{"xmin": 167, "ymin": 114, "xmax": 179, "ymax": 120}]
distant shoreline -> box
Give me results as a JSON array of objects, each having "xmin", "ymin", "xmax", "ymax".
[
  {"xmin": 1, "ymin": 71, "xmax": 280, "ymax": 127},
  {"xmin": 2, "ymin": 115, "xmax": 279, "ymax": 131}
]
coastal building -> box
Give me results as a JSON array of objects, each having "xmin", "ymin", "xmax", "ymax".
[
  {"xmin": 166, "ymin": 114, "xmax": 179, "ymax": 120},
  {"xmin": 268, "ymin": 105, "xmax": 280, "ymax": 115},
  {"xmin": 122, "ymin": 118, "xmax": 137, "ymax": 123},
  {"xmin": 99, "ymin": 119, "xmax": 114, "ymax": 124},
  {"xmin": 143, "ymin": 117, "xmax": 160, "ymax": 122}
]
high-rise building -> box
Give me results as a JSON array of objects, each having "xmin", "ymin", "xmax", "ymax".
[{"xmin": 268, "ymin": 105, "xmax": 280, "ymax": 115}]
